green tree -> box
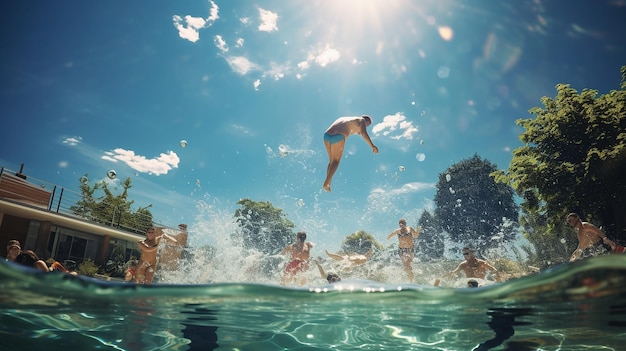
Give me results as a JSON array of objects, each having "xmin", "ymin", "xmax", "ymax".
[
  {"xmin": 70, "ymin": 175, "xmax": 153, "ymax": 233},
  {"xmin": 494, "ymin": 66, "xmax": 626, "ymax": 243},
  {"xmin": 340, "ymin": 230, "xmax": 383, "ymax": 254},
  {"xmin": 234, "ymin": 198, "xmax": 295, "ymax": 255},
  {"xmin": 434, "ymin": 155, "xmax": 519, "ymax": 253},
  {"xmin": 415, "ymin": 210, "xmax": 444, "ymax": 261}
]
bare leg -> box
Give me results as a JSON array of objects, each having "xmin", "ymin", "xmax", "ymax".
[
  {"xmin": 402, "ymin": 257, "xmax": 414, "ymax": 282},
  {"xmin": 323, "ymin": 138, "xmax": 345, "ymax": 192},
  {"xmin": 326, "ymin": 249, "xmax": 346, "ymax": 261}
]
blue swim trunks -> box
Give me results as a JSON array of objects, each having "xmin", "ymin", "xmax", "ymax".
[{"xmin": 324, "ymin": 133, "xmax": 345, "ymax": 145}]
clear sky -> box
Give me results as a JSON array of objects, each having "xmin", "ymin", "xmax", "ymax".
[{"xmin": 1, "ymin": 0, "xmax": 625, "ymax": 251}]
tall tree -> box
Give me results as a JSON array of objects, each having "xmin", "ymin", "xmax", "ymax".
[
  {"xmin": 234, "ymin": 198, "xmax": 295, "ymax": 255},
  {"xmin": 434, "ymin": 155, "xmax": 519, "ymax": 253},
  {"xmin": 70, "ymin": 175, "xmax": 153, "ymax": 233},
  {"xmin": 415, "ymin": 210, "xmax": 444, "ymax": 261},
  {"xmin": 493, "ymin": 66, "xmax": 626, "ymax": 241}
]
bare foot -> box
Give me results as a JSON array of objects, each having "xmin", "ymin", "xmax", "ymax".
[{"xmin": 323, "ymin": 183, "xmax": 331, "ymax": 192}]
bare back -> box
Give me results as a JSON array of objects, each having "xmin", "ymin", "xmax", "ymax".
[{"xmin": 325, "ymin": 117, "xmax": 367, "ymax": 137}]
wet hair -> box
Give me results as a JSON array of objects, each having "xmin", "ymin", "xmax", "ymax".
[
  {"xmin": 327, "ymin": 273, "xmax": 341, "ymax": 283},
  {"xmin": 296, "ymin": 231, "xmax": 306, "ymax": 241},
  {"xmin": 399, "ymin": 218, "xmax": 407, "ymax": 225},
  {"xmin": 15, "ymin": 250, "xmax": 41, "ymax": 267},
  {"xmin": 567, "ymin": 213, "xmax": 580, "ymax": 220}
]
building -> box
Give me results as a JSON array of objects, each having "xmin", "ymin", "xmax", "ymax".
[{"xmin": 0, "ymin": 166, "xmax": 164, "ymax": 271}]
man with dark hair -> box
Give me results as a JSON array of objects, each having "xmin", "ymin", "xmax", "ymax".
[
  {"xmin": 566, "ymin": 212, "xmax": 622, "ymax": 261},
  {"xmin": 444, "ymin": 247, "xmax": 500, "ymax": 282},
  {"xmin": 323, "ymin": 115, "xmax": 378, "ymax": 192},
  {"xmin": 280, "ymin": 232, "xmax": 314, "ymax": 286}
]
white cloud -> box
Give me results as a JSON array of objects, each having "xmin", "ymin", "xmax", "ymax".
[
  {"xmin": 172, "ymin": 1, "xmax": 219, "ymax": 43},
  {"xmin": 298, "ymin": 45, "xmax": 341, "ymax": 72},
  {"xmin": 258, "ymin": 8, "xmax": 278, "ymax": 32},
  {"xmin": 367, "ymin": 182, "xmax": 435, "ymax": 213},
  {"xmin": 232, "ymin": 124, "xmax": 253, "ymax": 135},
  {"xmin": 62, "ymin": 136, "xmax": 82, "ymax": 146},
  {"xmin": 214, "ymin": 35, "xmax": 228, "ymax": 52},
  {"xmin": 225, "ymin": 56, "xmax": 259, "ymax": 75},
  {"xmin": 101, "ymin": 148, "xmax": 180, "ymax": 176},
  {"xmin": 314, "ymin": 46, "xmax": 340, "ymax": 67},
  {"xmin": 235, "ymin": 38, "xmax": 245, "ymax": 47},
  {"xmin": 253, "ymin": 79, "xmax": 261, "ymax": 91},
  {"xmin": 372, "ymin": 112, "xmax": 419, "ymax": 140},
  {"xmin": 207, "ymin": 0, "xmax": 219, "ymax": 22}
]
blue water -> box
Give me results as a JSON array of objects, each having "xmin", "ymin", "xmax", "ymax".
[{"xmin": 1, "ymin": 255, "xmax": 625, "ymax": 351}]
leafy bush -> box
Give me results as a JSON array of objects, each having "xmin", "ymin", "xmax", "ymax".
[{"xmin": 78, "ymin": 258, "xmax": 100, "ymax": 276}]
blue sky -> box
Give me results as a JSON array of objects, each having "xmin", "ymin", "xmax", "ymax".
[{"xmin": 1, "ymin": 0, "xmax": 625, "ymax": 251}]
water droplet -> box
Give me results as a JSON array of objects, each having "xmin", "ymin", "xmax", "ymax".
[
  {"xmin": 80, "ymin": 176, "xmax": 88, "ymax": 184},
  {"xmin": 180, "ymin": 140, "xmax": 187, "ymax": 148},
  {"xmin": 398, "ymin": 165, "xmax": 405, "ymax": 172},
  {"xmin": 296, "ymin": 199, "xmax": 304, "ymax": 208},
  {"xmin": 416, "ymin": 153, "xmax": 426, "ymax": 162},
  {"xmin": 106, "ymin": 170, "xmax": 117, "ymax": 180},
  {"xmin": 446, "ymin": 174, "xmax": 451, "ymax": 182},
  {"xmin": 278, "ymin": 144, "xmax": 288, "ymax": 158}
]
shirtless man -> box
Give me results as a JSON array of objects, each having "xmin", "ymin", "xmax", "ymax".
[
  {"xmin": 444, "ymin": 247, "xmax": 500, "ymax": 281},
  {"xmin": 280, "ymin": 232, "xmax": 314, "ymax": 286},
  {"xmin": 566, "ymin": 213, "xmax": 620, "ymax": 262},
  {"xmin": 387, "ymin": 219, "xmax": 421, "ymax": 281},
  {"xmin": 323, "ymin": 115, "xmax": 378, "ymax": 192},
  {"xmin": 135, "ymin": 226, "xmax": 182, "ymax": 284},
  {"xmin": 158, "ymin": 224, "xmax": 189, "ymax": 272}
]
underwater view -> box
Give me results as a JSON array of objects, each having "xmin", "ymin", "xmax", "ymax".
[
  {"xmin": 1, "ymin": 255, "xmax": 626, "ymax": 350},
  {"xmin": 1, "ymin": 0, "xmax": 626, "ymax": 350}
]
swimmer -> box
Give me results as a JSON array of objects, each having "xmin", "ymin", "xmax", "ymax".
[
  {"xmin": 325, "ymin": 248, "xmax": 373, "ymax": 266},
  {"xmin": 315, "ymin": 261, "xmax": 341, "ymax": 283},
  {"xmin": 135, "ymin": 226, "xmax": 182, "ymax": 284},
  {"xmin": 386, "ymin": 219, "xmax": 421, "ymax": 282},
  {"xmin": 566, "ymin": 213, "xmax": 621, "ymax": 261},
  {"xmin": 280, "ymin": 232, "xmax": 314, "ymax": 286},
  {"xmin": 323, "ymin": 115, "xmax": 378, "ymax": 192},
  {"xmin": 5, "ymin": 240, "xmax": 21, "ymax": 261},
  {"xmin": 444, "ymin": 247, "xmax": 501, "ymax": 282}
]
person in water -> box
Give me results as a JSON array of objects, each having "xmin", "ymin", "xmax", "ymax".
[
  {"xmin": 386, "ymin": 218, "xmax": 421, "ymax": 282},
  {"xmin": 135, "ymin": 226, "xmax": 184, "ymax": 284},
  {"xmin": 5, "ymin": 240, "xmax": 21, "ymax": 262},
  {"xmin": 14, "ymin": 250, "xmax": 49, "ymax": 272},
  {"xmin": 280, "ymin": 231, "xmax": 314, "ymax": 286},
  {"xmin": 323, "ymin": 115, "xmax": 378, "ymax": 192},
  {"xmin": 444, "ymin": 247, "xmax": 501, "ymax": 282},
  {"xmin": 566, "ymin": 212, "xmax": 623, "ymax": 261},
  {"xmin": 315, "ymin": 260, "xmax": 341, "ymax": 283},
  {"xmin": 325, "ymin": 247, "xmax": 373, "ymax": 266},
  {"xmin": 157, "ymin": 223, "xmax": 189, "ymax": 272}
]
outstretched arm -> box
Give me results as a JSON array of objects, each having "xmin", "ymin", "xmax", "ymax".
[
  {"xmin": 315, "ymin": 261, "xmax": 327, "ymax": 279},
  {"xmin": 359, "ymin": 121, "xmax": 378, "ymax": 153},
  {"xmin": 386, "ymin": 230, "xmax": 397, "ymax": 240}
]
